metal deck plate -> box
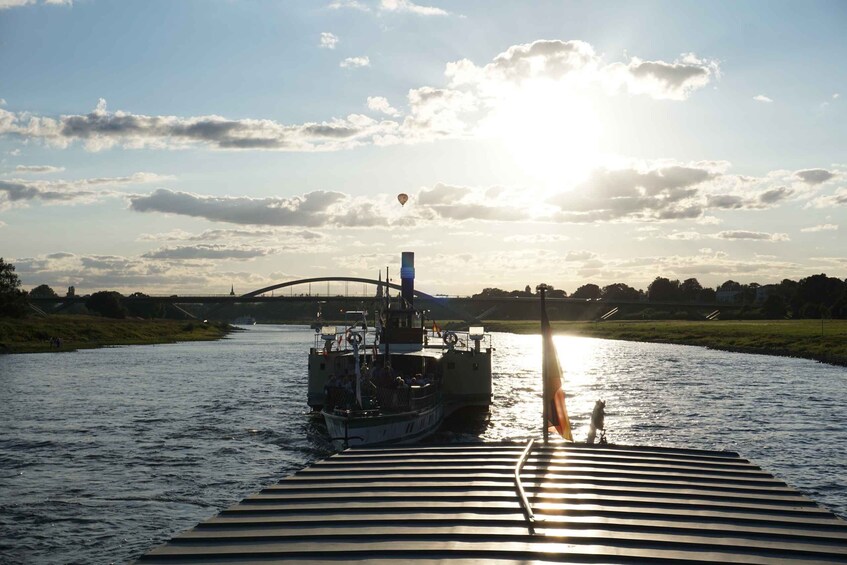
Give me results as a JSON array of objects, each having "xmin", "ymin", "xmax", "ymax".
[{"xmin": 138, "ymin": 442, "xmax": 847, "ymax": 564}]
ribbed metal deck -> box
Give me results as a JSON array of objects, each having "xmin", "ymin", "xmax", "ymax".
[{"xmin": 138, "ymin": 442, "xmax": 847, "ymax": 564}]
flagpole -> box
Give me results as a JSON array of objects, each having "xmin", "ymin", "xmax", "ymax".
[{"xmin": 539, "ymin": 283, "xmax": 549, "ymax": 444}]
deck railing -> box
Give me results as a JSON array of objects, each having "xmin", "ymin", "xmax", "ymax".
[{"xmin": 514, "ymin": 438, "xmax": 536, "ymax": 535}]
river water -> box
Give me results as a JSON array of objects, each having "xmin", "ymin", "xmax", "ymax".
[{"xmin": 1, "ymin": 324, "xmax": 845, "ymax": 564}]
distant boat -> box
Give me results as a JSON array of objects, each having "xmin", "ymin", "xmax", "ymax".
[{"xmin": 307, "ymin": 252, "xmax": 492, "ymax": 449}]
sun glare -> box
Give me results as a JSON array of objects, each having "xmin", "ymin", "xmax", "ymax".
[{"xmin": 485, "ymin": 81, "xmax": 604, "ymax": 187}]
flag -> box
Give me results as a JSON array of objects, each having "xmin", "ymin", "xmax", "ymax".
[{"xmin": 542, "ymin": 294, "xmax": 573, "ymax": 441}]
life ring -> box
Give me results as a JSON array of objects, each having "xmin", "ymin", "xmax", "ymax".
[
  {"xmin": 347, "ymin": 331, "xmax": 363, "ymax": 345},
  {"xmin": 443, "ymin": 331, "xmax": 459, "ymax": 346}
]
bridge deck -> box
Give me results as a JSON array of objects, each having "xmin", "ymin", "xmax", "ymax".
[{"xmin": 138, "ymin": 442, "xmax": 847, "ymax": 564}]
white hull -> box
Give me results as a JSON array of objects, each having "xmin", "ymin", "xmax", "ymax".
[{"xmin": 323, "ymin": 403, "xmax": 444, "ymax": 449}]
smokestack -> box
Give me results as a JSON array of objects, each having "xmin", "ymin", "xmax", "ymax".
[{"xmin": 400, "ymin": 251, "xmax": 414, "ymax": 306}]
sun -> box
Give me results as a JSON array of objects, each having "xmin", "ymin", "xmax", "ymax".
[{"xmin": 483, "ymin": 80, "xmax": 605, "ymax": 188}]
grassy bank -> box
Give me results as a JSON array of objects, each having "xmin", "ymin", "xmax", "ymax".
[
  {"xmin": 481, "ymin": 319, "xmax": 847, "ymax": 367},
  {"xmin": 0, "ymin": 316, "xmax": 231, "ymax": 354}
]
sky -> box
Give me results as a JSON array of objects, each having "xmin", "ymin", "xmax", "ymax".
[{"xmin": 1, "ymin": 0, "xmax": 845, "ymax": 296}]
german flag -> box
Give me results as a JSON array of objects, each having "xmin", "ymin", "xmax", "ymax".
[{"xmin": 541, "ymin": 290, "xmax": 573, "ymax": 441}]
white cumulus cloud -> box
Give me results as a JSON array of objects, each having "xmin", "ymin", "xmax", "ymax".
[
  {"xmin": 340, "ymin": 56, "xmax": 370, "ymax": 68},
  {"xmin": 801, "ymin": 224, "xmax": 838, "ymax": 232},
  {"xmin": 367, "ymin": 96, "xmax": 401, "ymax": 116},
  {"xmin": 379, "ymin": 0, "xmax": 447, "ymax": 16},
  {"xmin": 319, "ymin": 32, "xmax": 339, "ymax": 49}
]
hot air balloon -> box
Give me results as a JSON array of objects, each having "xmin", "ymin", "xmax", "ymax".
[{"xmin": 397, "ymin": 193, "xmax": 409, "ymax": 207}]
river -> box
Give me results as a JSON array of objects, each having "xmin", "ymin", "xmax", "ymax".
[{"xmin": 1, "ymin": 324, "xmax": 845, "ymax": 564}]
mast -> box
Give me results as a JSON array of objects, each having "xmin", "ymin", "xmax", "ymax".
[{"xmin": 539, "ymin": 284, "xmax": 549, "ymax": 443}]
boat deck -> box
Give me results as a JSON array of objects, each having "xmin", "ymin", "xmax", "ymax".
[{"xmin": 138, "ymin": 442, "xmax": 847, "ymax": 564}]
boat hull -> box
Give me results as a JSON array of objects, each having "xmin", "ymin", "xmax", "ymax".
[{"xmin": 323, "ymin": 403, "xmax": 444, "ymax": 449}]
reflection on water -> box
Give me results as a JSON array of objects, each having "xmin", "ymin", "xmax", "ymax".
[{"xmin": 1, "ymin": 326, "xmax": 845, "ymax": 564}]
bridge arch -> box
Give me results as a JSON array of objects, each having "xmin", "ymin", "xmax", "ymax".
[
  {"xmin": 240, "ymin": 277, "xmax": 434, "ymax": 301},
  {"xmin": 236, "ymin": 277, "xmax": 478, "ymax": 324}
]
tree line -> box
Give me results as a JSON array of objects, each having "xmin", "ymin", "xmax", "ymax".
[
  {"xmin": 473, "ymin": 275, "xmax": 847, "ymax": 319},
  {"xmin": 3, "ymin": 257, "xmax": 846, "ymax": 320}
]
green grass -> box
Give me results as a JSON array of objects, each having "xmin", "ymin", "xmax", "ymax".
[
  {"xmin": 0, "ymin": 315, "xmax": 230, "ymax": 354},
  {"xmin": 481, "ymin": 319, "xmax": 847, "ymax": 367}
]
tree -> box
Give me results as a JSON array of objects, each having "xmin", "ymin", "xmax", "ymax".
[
  {"xmin": 0, "ymin": 258, "xmax": 28, "ymax": 318},
  {"xmin": 717, "ymin": 280, "xmax": 742, "ymax": 292},
  {"xmin": 698, "ymin": 287, "xmax": 717, "ymax": 303},
  {"xmin": 601, "ymin": 283, "xmax": 640, "ymax": 301},
  {"xmin": 472, "ymin": 287, "xmax": 510, "ymax": 298},
  {"xmin": 126, "ymin": 292, "xmax": 166, "ymax": 319},
  {"xmin": 647, "ymin": 277, "xmax": 681, "ymax": 302},
  {"xmin": 86, "ymin": 291, "xmax": 128, "ymax": 319},
  {"xmin": 792, "ymin": 274, "xmax": 846, "ymax": 317},
  {"xmin": 680, "ymin": 278, "xmax": 703, "ymax": 302},
  {"xmin": 761, "ymin": 294, "xmax": 787, "ymax": 319},
  {"xmin": 572, "ymin": 283, "xmax": 601, "ymax": 299},
  {"xmin": 30, "ymin": 284, "xmax": 58, "ymax": 298},
  {"xmin": 547, "ymin": 287, "xmax": 567, "ymax": 298}
]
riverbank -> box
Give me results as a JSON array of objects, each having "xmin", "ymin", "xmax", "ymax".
[
  {"xmin": 0, "ymin": 316, "xmax": 231, "ymax": 354},
  {"xmin": 482, "ymin": 319, "xmax": 847, "ymax": 367}
]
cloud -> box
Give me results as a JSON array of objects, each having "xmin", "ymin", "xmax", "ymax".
[
  {"xmin": 138, "ymin": 227, "xmax": 323, "ymax": 242},
  {"xmin": 448, "ymin": 41, "xmax": 719, "ymax": 101},
  {"xmin": 327, "ymin": 0, "xmax": 370, "ymax": 11},
  {"xmin": 319, "ymin": 32, "xmax": 339, "ymax": 49},
  {"xmin": 618, "ymin": 53, "xmax": 719, "ymax": 101},
  {"xmin": 129, "ymin": 188, "xmax": 410, "ymax": 228},
  {"xmin": 666, "ymin": 231, "xmax": 703, "ymax": 240},
  {"xmin": 834, "ymin": 93, "xmax": 841, "ymax": 100},
  {"xmin": 414, "ymin": 182, "xmax": 529, "ymax": 221},
  {"xmin": 142, "ymin": 244, "xmax": 274, "ymax": 261},
  {"xmin": 758, "ymin": 186, "xmax": 793, "ymax": 204},
  {"xmin": 550, "ymin": 164, "xmax": 717, "ymax": 222},
  {"xmin": 379, "ymin": 0, "xmax": 447, "ymax": 16},
  {"xmin": 2, "ymin": 40, "xmax": 718, "ymax": 153},
  {"xmin": 801, "ymin": 224, "xmax": 838, "ymax": 232},
  {"xmin": 11, "ymin": 252, "xmax": 239, "ymax": 293},
  {"xmin": 753, "ymin": 95, "xmax": 773, "ymax": 103},
  {"xmin": 808, "ymin": 188, "xmax": 847, "ymax": 208},
  {"xmin": 795, "ymin": 168, "xmax": 836, "ymax": 185},
  {"xmin": 13, "ymin": 165, "xmax": 65, "ymax": 174},
  {"xmin": 715, "ymin": 230, "xmax": 789, "ymax": 242},
  {"xmin": 503, "ymin": 233, "xmax": 571, "ymax": 243},
  {"xmin": 328, "ymin": 0, "xmax": 447, "ymax": 15},
  {"xmin": 123, "ymin": 160, "xmax": 844, "ymax": 230},
  {"xmin": 402, "ymin": 87, "xmax": 477, "ymax": 138},
  {"xmin": 340, "ymin": 56, "xmax": 370, "ymax": 68},
  {"xmin": 367, "ymin": 96, "xmax": 401, "ymax": 116},
  {"xmin": 0, "ymin": 99, "xmax": 397, "ymax": 152},
  {"xmin": 1, "ymin": 0, "xmax": 70, "ymax": 9},
  {"xmin": 0, "ymin": 172, "xmax": 166, "ymax": 209},
  {"xmin": 565, "ymin": 250, "xmax": 596, "ymax": 261}
]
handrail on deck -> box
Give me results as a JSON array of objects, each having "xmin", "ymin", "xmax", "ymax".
[{"xmin": 514, "ymin": 438, "xmax": 536, "ymax": 535}]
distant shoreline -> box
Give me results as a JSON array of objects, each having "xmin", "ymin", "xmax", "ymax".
[
  {"xmin": 5, "ymin": 317, "xmax": 844, "ymax": 369},
  {"xmin": 0, "ymin": 316, "xmax": 231, "ymax": 354},
  {"xmin": 481, "ymin": 319, "xmax": 847, "ymax": 368}
]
